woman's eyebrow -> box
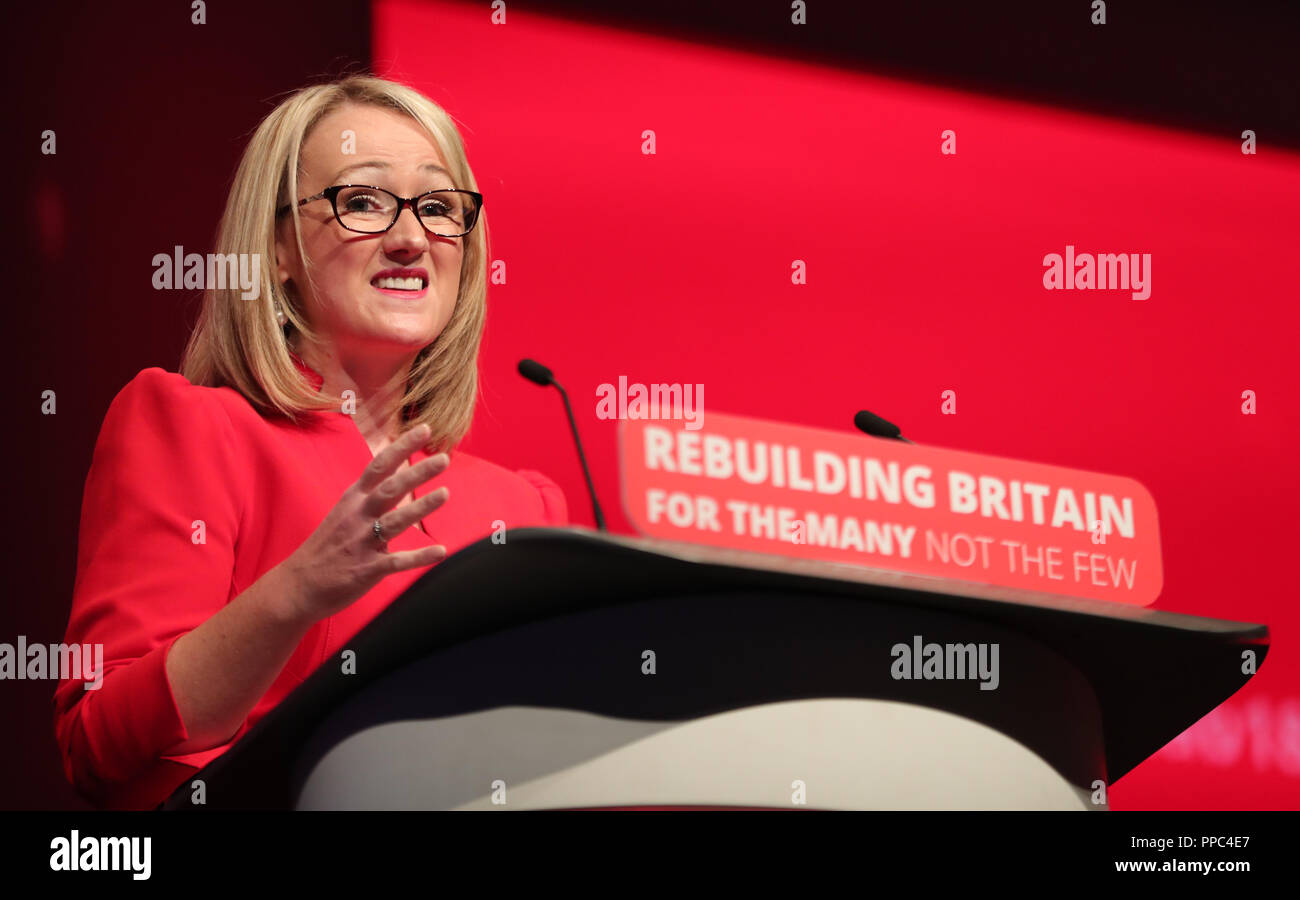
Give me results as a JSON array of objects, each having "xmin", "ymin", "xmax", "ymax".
[{"xmin": 330, "ymin": 160, "xmax": 452, "ymax": 182}]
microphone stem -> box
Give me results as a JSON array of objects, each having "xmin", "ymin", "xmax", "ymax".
[{"xmin": 553, "ymin": 380, "xmax": 607, "ymax": 530}]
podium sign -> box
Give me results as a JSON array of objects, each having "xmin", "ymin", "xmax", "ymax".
[{"xmin": 620, "ymin": 412, "xmax": 1162, "ymax": 606}]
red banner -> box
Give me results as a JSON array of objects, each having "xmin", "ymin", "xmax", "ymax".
[{"xmin": 619, "ymin": 411, "xmax": 1163, "ymax": 606}]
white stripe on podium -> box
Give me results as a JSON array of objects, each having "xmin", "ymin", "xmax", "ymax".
[{"xmin": 295, "ymin": 699, "xmax": 1100, "ymax": 810}]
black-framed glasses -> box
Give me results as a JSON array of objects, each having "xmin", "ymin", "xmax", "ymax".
[{"xmin": 275, "ymin": 184, "xmax": 483, "ymax": 237}]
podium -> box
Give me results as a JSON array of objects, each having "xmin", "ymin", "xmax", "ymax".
[{"xmin": 162, "ymin": 527, "xmax": 1267, "ymax": 810}]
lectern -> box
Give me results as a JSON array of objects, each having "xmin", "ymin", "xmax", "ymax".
[{"xmin": 162, "ymin": 527, "xmax": 1267, "ymax": 810}]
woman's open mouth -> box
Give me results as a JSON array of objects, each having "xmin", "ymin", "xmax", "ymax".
[{"xmin": 370, "ymin": 268, "xmax": 429, "ymax": 297}]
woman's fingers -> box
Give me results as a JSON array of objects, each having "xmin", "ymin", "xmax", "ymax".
[
  {"xmin": 356, "ymin": 423, "xmax": 432, "ymax": 493},
  {"xmin": 285, "ymin": 425, "xmax": 453, "ymax": 625},
  {"xmin": 384, "ymin": 543, "xmax": 448, "ymax": 574},
  {"xmin": 396, "ymin": 452, "xmax": 450, "ymax": 495},
  {"xmin": 375, "ymin": 486, "xmax": 450, "ymax": 538},
  {"xmin": 362, "ymin": 452, "xmax": 450, "ymax": 519}
]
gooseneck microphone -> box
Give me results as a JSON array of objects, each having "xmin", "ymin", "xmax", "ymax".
[
  {"xmin": 853, "ymin": 409, "xmax": 914, "ymax": 444},
  {"xmin": 517, "ymin": 358, "xmax": 607, "ymax": 530}
]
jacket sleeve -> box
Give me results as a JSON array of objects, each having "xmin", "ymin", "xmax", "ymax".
[
  {"xmin": 516, "ymin": 469, "xmax": 569, "ymax": 526},
  {"xmin": 53, "ymin": 368, "xmax": 245, "ymax": 806}
]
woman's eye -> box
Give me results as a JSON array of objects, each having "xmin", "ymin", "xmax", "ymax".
[
  {"xmin": 343, "ymin": 194, "xmax": 384, "ymax": 212},
  {"xmin": 419, "ymin": 200, "xmax": 451, "ymax": 216}
]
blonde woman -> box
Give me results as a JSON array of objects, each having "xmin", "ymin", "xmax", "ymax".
[{"xmin": 54, "ymin": 75, "xmax": 567, "ymax": 809}]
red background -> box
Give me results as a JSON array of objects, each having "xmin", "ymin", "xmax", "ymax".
[{"xmin": 376, "ymin": 0, "xmax": 1300, "ymax": 809}]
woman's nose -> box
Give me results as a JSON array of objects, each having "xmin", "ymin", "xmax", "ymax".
[{"xmin": 383, "ymin": 203, "xmax": 431, "ymax": 250}]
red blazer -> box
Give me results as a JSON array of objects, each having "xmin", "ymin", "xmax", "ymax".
[{"xmin": 54, "ymin": 355, "xmax": 567, "ymax": 809}]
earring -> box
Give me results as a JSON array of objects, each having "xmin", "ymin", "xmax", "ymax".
[{"xmin": 274, "ymin": 300, "xmax": 288, "ymax": 327}]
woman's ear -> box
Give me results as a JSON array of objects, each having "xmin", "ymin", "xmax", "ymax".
[{"xmin": 273, "ymin": 219, "xmax": 296, "ymax": 286}]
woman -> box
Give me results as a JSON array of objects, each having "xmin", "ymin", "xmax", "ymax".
[{"xmin": 53, "ymin": 75, "xmax": 567, "ymax": 810}]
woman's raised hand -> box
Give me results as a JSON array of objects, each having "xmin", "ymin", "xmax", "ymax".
[{"xmin": 278, "ymin": 423, "xmax": 451, "ymax": 624}]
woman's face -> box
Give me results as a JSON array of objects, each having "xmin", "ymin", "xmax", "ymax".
[{"xmin": 276, "ymin": 102, "xmax": 464, "ymax": 362}]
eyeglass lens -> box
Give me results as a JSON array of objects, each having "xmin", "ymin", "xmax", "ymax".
[{"xmin": 334, "ymin": 187, "xmax": 478, "ymax": 236}]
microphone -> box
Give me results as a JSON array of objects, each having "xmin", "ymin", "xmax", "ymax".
[
  {"xmin": 854, "ymin": 409, "xmax": 914, "ymax": 444},
  {"xmin": 517, "ymin": 358, "xmax": 607, "ymax": 530}
]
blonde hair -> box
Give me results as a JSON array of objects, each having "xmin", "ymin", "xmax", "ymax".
[{"xmin": 181, "ymin": 74, "xmax": 487, "ymax": 455}]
